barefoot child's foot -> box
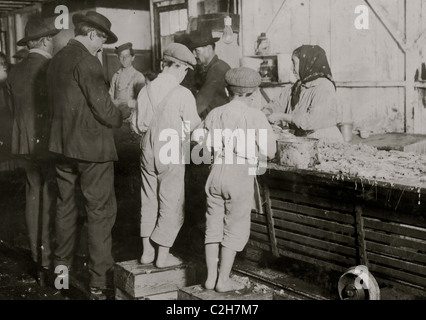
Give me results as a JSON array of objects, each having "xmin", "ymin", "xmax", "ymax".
[
  {"xmin": 155, "ymin": 254, "xmax": 184, "ymax": 268},
  {"xmin": 204, "ymin": 277, "xmax": 217, "ymax": 290},
  {"xmin": 215, "ymin": 278, "xmax": 246, "ymax": 293}
]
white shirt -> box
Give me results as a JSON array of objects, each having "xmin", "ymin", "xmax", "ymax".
[{"xmin": 131, "ymin": 72, "xmax": 200, "ymax": 135}]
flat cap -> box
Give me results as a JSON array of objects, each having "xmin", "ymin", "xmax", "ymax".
[
  {"xmin": 225, "ymin": 67, "xmax": 262, "ymax": 94},
  {"xmin": 163, "ymin": 43, "xmax": 196, "ymax": 70},
  {"xmin": 115, "ymin": 42, "xmax": 133, "ymax": 54}
]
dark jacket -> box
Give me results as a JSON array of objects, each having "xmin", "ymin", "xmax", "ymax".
[
  {"xmin": 8, "ymin": 52, "xmax": 52, "ymax": 157},
  {"xmin": 195, "ymin": 55, "xmax": 230, "ymax": 119},
  {"xmin": 47, "ymin": 39, "xmax": 123, "ymax": 162},
  {"xmin": 0, "ymin": 82, "xmax": 13, "ymax": 161}
]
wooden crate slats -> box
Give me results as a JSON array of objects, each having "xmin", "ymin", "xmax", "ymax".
[
  {"xmin": 270, "ymin": 199, "xmax": 355, "ymax": 224},
  {"xmin": 274, "ymin": 218, "xmax": 356, "ymax": 246},
  {"xmin": 251, "ymin": 212, "xmax": 267, "ymax": 224},
  {"xmin": 275, "ymin": 247, "xmax": 348, "ymax": 273},
  {"xmin": 364, "ymin": 217, "xmax": 426, "ymax": 240},
  {"xmin": 369, "ymin": 263, "xmax": 426, "ymax": 289},
  {"xmin": 247, "ymin": 239, "xmax": 270, "ymax": 251},
  {"xmin": 250, "ymin": 230, "xmax": 270, "ymax": 244},
  {"xmin": 275, "ymin": 238, "xmax": 357, "ymax": 267},
  {"xmin": 366, "ymin": 241, "xmax": 426, "ymax": 265},
  {"xmin": 267, "ymin": 177, "xmax": 357, "ymax": 209},
  {"xmin": 365, "ymin": 229, "xmax": 426, "ymax": 251},
  {"xmin": 272, "ymin": 208, "xmax": 356, "ymax": 236},
  {"xmin": 274, "ymin": 228, "xmax": 357, "ymax": 257},
  {"xmin": 363, "ymin": 204, "xmax": 426, "ymax": 229},
  {"xmin": 269, "ymin": 188, "xmax": 354, "ymax": 213},
  {"xmin": 251, "ymin": 222, "xmax": 268, "ymax": 235},
  {"xmin": 367, "ymin": 252, "xmax": 426, "ymax": 278}
]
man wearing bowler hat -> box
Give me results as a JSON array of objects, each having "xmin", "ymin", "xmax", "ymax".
[
  {"xmin": 47, "ymin": 11, "xmax": 131, "ymax": 300},
  {"xmin": 190, "ymin": 30, "xmax": 230, "ymax": 119},
  {"xmin": 8, "ymin": 15, "xmax": 60, "ymax": 286}
]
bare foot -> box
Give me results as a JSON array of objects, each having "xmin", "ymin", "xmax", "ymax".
[
  {"xmin": 155, "ymin": 254, "xmax": 184, "ymax": 269},
  {"xmin": 204, "ymin": 277, "xmax": 217, "ymax": 290},
  {"xmin": 139, "ymin": 251, "xmax": 155, "ymax": 265},
  {"xmin": 215, "ymin": 278, "xmax": 246, "ymax": 293}
]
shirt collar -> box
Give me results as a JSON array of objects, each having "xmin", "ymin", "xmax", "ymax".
[
  {"xmin": 29, "ymin": 48, "xmax": 52, "ymax": 59},
  {"xmin": 157, "ymin": 72, "xmax": 179, "ymax": 86}
]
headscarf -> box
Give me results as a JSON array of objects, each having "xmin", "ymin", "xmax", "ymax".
[{"xmin": 290, "ymin": 45, "xmax": 336, "ymax": 109}]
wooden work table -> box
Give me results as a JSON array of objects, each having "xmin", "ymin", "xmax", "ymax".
[
  {"xmin": 246, "ymin": 159, "xmax": 426, "ymax": 297},
  {"xmin": 350, "ymin": 132, "xmax": 426, "ymax": 154}
]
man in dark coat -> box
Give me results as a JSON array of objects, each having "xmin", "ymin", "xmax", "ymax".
[
  {"xmin": 47, "ymin": 11, "xmax": 130, "ymax": 300},
  {"xmin": 190, "ymin": 30, "xmax": 231, "ymax": 119},
  {"xmin": 8, "ymin": 17, "xmax": 60, "ymax": 286}
]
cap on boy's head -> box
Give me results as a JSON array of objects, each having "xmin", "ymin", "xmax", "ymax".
[
  {"xmin": 115, "ymin": 42, "xmax": 133, "ymax": 55},
  {"xmin": 163, "ymin": 43, "xmax": 196, "ymax": 70},
  {"xmin": 225, "ymin": 67, "xmax": 261, "ymax": 94}
]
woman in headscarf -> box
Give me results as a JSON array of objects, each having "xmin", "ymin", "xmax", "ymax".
[{"xmin": 262, "ymin": 45, "xmax": 344, "ymax": 143}]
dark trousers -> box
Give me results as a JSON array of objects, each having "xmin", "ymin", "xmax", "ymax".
[
  {"xmin": 54, "ymin": 159, "xmax": 117, "ymax": 288},
  {"xmin": 21, "ymin": 158, "xmax": 57, "ymax": 268}
]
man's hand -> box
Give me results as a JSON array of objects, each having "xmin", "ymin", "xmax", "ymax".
[
  {"xmin": 268, "ymin": 112, "xmax": 292, "ymax": 125},
  {"xmin": 117, "ymin": 103, "xmax": 132, "ymax": 119}
]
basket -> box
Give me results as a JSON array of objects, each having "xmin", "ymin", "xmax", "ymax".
[{"xmin": 276, "ymin": 137, "xmax": 319, "ymax": 169}]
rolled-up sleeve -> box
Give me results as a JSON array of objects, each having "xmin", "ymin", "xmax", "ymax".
[
  {"xmin": 261, "ymin": 85, "xmax": 292, "ymax": 116},
  {"xmin": 74, "ymin": 56, "xmax": 123, "ymax": 128}
]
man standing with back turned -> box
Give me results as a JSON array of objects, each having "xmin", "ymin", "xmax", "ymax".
[{"xmin": 47, "ymin": 11, "xmax": 130, "ymax": 300}]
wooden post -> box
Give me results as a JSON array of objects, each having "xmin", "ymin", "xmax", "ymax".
[
  {"xmin": 354, "ymin": 200, "xmax": 369, "ymax": 268},
  {"xmin": 405, "ymin": 0, "xmax": 422, "ymax": 133},
  {"xmin": 263, "ymin": 183, "xmax": 279, "ymax": 257}
]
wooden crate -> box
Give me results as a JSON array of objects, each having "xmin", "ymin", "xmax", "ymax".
[
  {"xmin": 115, "ymin": 287, "xmax": 178, "ymax": 300},
  {"xmin": 114, "ymin": 259, "xmax": 196, "ymax": 299},
  {"xmin": 178, "ymin": 284, "xmax": 273, "ymax": 300}
]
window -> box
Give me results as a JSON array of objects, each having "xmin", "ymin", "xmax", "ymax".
[{"xmin": 152, "ymin": 0, "xmax": 189, "ymax": 71}]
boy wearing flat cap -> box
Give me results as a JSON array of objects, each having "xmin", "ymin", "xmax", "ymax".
[
  {"xmin": 196, "ymin": 67, "xmax": 276, "ymax": 292},
  {"xmin": 109, "ymin": 42, "xmax": 145, "ymax": 111},
  {"xmin": 131, "ymin": 43, "xmax": 201, "ymax": 268}
]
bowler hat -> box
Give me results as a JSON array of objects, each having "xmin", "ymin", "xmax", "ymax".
[
  {"xmin": 17, "ymin": 17, "xmax": 60, "ymax": 46},
  {"xmin": 72, "ymin": 11, "xmax": 118, "ymax": 44},
  {"xmin": 189, "ymin": 30, "xmax": 220, "ymax": 50},
  {"xmin": 163, "ymin": 43, "xmax": 196, "ymax": 70}
]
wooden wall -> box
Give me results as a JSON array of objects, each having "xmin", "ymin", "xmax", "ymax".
[{"xmin": 241, "ymin": 0, "xmax": 426, "ymax": 134}]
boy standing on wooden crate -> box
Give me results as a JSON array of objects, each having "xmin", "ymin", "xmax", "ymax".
[
  {"xmin": 131, "ymin": 43, "xmax": 201, "ymax": 268},
  {"xmin": 194, "ymin": 67, "xmax": 277, "ymax": 292}
]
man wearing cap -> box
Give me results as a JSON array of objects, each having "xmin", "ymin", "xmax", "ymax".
[
  {"xmin": 195, "ymin": 67, "xmax": 276, "ymax": 292},
  {"xmin": 131, "ymin": 43, "xmax": 200, "ymax": 268},
  {"xmin": 47, "ymin": 11, "xmax": 130, "ymax": 299},
  {"xmin": 190, "ymin": 30, "xmax": 231, "ymax": 119},
  {"xmin": 8, "ymin": 16, "xmax": 60, "ymax": 286}
]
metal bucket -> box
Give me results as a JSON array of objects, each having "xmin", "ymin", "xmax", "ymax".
[
  {"xmin": 276, "ymin": 137, "xmax": 319, "ymax": 169},
  {"xmin": 338, "ymin": 122, "xmax": 353, "ymax": 142}
]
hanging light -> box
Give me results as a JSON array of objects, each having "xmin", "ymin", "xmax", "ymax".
[{"xmin": 222, "ymin": 0, "xmax": 233, "ymax": 44}]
